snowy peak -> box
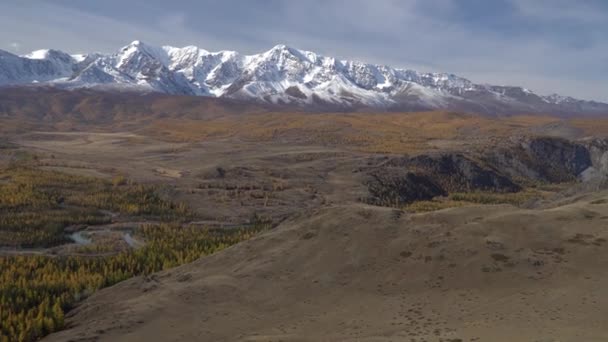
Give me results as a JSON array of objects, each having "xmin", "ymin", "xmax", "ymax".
[
  {"xmin": 24, "ymin": 49, "xmax": 64, "ymax": 60},
  {"xmin": 0, "ymin": 41, "xmax": 606, "ymax": 115},
  {"xmin": 0, "ymin": 48, "xmax": 75, "ymax": 84},
  {"xmin": 264, "ymin": 44, "xmax": 315, "ymax": 64},
  {"xmin": 543, "ymin": 93, "xmax": 578, "ymax": 104},
  {"xmin": 116, "ymin": 40, "xmax": 169, "ymax": 69}
]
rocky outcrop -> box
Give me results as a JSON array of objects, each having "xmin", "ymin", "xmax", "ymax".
[
  {"xmin": 578, "ymin": 138, "xmax": 608, "ymax": 186},
  {"xmin": 365, "ymin": 172, "xmax": 446, "ymax": 206},
  {"xmin": 364, "ymin": 137, "xmax": 608, "ymax": 207},
  {"xmin": 387, "ymin": 154, "xmax": 520, "ymax": 193},
  {"xmin": 484, "ymin": 137, "xmax": 592, "ymax": 184},
  {"xmin": 364, "ymin": 154, "xmax": 519, "ymax": 206}
]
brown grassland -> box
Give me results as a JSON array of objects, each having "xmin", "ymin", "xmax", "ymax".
[
  {"xmin": 2, "ymin": 88, "xmax": 608, "ymax": 341},
  {"xmin": 142, "ymin": 112, "xmax": 589, "ymax": 154}
]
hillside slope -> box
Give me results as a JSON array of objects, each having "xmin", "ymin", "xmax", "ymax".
[{"xmin": 45, "ymin": 193, "xmax": 608, "ymax": 341}]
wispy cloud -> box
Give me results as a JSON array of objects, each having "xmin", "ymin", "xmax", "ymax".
[{"xmin": 513, "ymin": 0, "xmax": 607, "ymax": 23}]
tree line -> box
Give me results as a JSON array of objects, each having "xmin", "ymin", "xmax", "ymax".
[
  {"xmin": 0, "ymin": 223, "xmax": 269, "ymax": 342},
  {"xmin": 0, "ymin": 167, "xmax": 190, "ymax": 247}
]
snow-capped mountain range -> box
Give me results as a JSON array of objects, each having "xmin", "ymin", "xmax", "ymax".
[{"xmin": 0, "ymin": 40, "xmax": 606, "ymax": 115}]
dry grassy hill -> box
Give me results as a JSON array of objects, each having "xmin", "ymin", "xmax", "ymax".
[{"xmin": 45, "ymin": 191, "xmax": 608, "ymax": 342}]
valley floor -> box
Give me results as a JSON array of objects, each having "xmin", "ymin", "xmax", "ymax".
[{"xmin": 2, "ymin": 109, "xmax": 608, "ymax": 341}]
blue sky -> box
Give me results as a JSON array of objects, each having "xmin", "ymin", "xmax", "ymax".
[{"xmin": 1, "ymin": 0, "xmax": 607, "ymax": 101}]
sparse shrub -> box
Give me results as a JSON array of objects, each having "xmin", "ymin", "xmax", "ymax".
[{"xmin": 112, "ymin": 175, "xmax": 127, "ymax": 186}]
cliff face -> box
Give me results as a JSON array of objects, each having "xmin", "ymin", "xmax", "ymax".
[
  {"xmin": 578, "ymin": 139, "xmax": 608, "ymax": 187},
  {"xmin": 365, "ymin": 171, "xmax": 448, "ymax": 206},
  {"xmin": 484, "ymin": 137, "xmax": 592, "ymax": 184},
  {"xmin": 364, "ymin": 137, "xmax": 607, "ymax": 206},
  {"xmin": 364, "ymin": 154, "xmax": 520, "ymax": 206}
]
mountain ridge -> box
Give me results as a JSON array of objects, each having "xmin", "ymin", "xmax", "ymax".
[{"xmin": 0, "ymin": 40, "xmax": 606, "ymax": 115}]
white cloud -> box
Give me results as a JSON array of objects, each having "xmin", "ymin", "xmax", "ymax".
[
  {"xmin": 0, "ymin": 0, "xmax": 606, "ymax": 101},
  {"xmin": 261, "ymin": 0, "xmax": 608, "ymax": 101}
]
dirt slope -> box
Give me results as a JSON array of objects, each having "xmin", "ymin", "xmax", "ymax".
[{"xmin": 45, "ymin": 193, "xmax": 608, "ymax": 342}]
